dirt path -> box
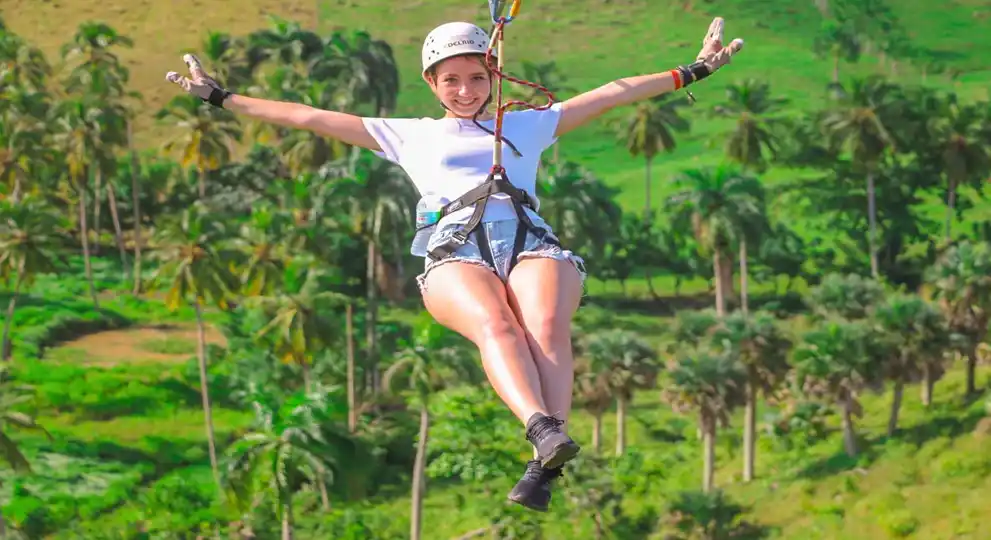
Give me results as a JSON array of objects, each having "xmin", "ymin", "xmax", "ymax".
[{"xmin": 49, "ymin": 324, "xmax": 228, "ymax": 367}]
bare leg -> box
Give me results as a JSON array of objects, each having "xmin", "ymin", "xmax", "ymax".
[
  {"xmin": 507, "ymin": 257, "xmax": 583, "ymax": 433},
  {"xmin": 421, "ymin": 262, "xmax": 548, "ymax": 424}
]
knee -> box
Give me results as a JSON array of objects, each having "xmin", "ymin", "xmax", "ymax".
[
  {"xmin": 475, "ymin": 310, "xmax": 524, "ymax": 345},
  {"xmin": 524, "ymin": 313, "xmax": 572, "ymax": 351}
]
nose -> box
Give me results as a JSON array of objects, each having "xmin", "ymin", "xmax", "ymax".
[{"xmin": 457, "ymin": 84, "xmax": 472, "ymax": 96}]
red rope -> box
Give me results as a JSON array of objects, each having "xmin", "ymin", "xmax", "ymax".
[{"xmin": 484, "ymin": 20, "xmax": 557, "ymax": 149}]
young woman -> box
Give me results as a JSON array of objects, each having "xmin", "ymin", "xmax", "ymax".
[{"xmin": 165, "ymin": 17, "xmax": 743, "ymax": 512}]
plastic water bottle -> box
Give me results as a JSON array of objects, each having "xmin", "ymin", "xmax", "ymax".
[{"xmin": 410, "ymin": 194, "xmax": 450, "ymax": 257}]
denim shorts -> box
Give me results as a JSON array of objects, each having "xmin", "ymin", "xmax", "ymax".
[{"xmin": 416, "ymin": 215, "xmax": 587, "ymax": 294}]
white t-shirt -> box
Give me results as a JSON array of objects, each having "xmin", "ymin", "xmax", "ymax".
[{"xmin": 361, "ymin": 102, "xmax": 563, "ymax": 226}]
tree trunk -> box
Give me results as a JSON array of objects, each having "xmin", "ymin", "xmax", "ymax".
[
  {"xmin": 966, "ymin": 350, "xmax": 977, "ymax": 396},
  {"xmin": 317, "ymin": 469, "xmax": 330, "ymax": 511},
  {"xmin": 553, "ymin": 141, "xmax": 560, "ymax": 163},
  {"xmin": 92, "ymin": 167, "xmax": 102, "ymax": 255},
  {"xmin": 128, "ymin": 120, "xmax": 143, "ymax": 296},
  {"xmin": 346, "ymin": 302, "xmax": 357, "ymax": 432},
  {"xmin": 739, "ymin": 237, "xmax": 749, "ymax": 317},
  {"xmin": 841, "ymin": 396, "xmax": 858, "ymax": 457},
  {"xmin": 301, "ymin": 359, "xmax": 312, "ymax": 393},
  {"xmin": 104, "ymin": 176, "xmax": 129, "ymax": 275},
  {"xmin": 832, "ymin": 52, "xmax": 840, "ymax": 83},
  {"xmin": 592, "ymin": 413, "xmax": 602, "ymax": 453},
  {"xmin": 743, "ymin": 375, "xmax": 756, "ymax": 482},
  {"xmin": 888, "ymin": 379, "xmax": 904, "ymax": 436},
  {"xmin": 194, "ymin": 301, "xmax": 221, "ymax": 492},
  {"xmin": 1, "ymin": 262, "xmax": 25, "ymax": 361},
  {"xmin": 644, "ymin": 156, "xmax": 653, "ymax": 218},
  {"xmin": 945, "ymin": 176, "xmax": 957, "ymax": 240},
  {"xmin": 410, "ymin": 405, "xmax": 430, "ymax": 540},
  {"xmin": 197, "ymin": 166, "xmax": 207, "ymax": 199},
  {"xmin": 702, "ymin": 413, "xmax": 715, "ymax": 493},
  {"xmin": 366, "ymin": 238, "xmax": 379, "ymax": 394},
  {"xmin": 615, "ymin": 394, "xmax": 627, "ymax": 457},
  {"xmin": 644, "ymin": 269, "xmax": 661, "ymax": 300},
  {"xmin": 281, "ymin": 499, "xmax": 293, "ymax": 540},
  {"xmin": 867, "ymin": 171, "xmax": 879, "ymax": 279},
  {"xmin": 367, "ymin": 208, "xmax": 384, "ymax": 394},
  {"xmin": 77, "ymin": 178, "xmax": 100, "ymax": 310},
  {"xmin": 712, "ymin": 249, "xmax": 726, "ymax": 316},
  {"xmin": 921, "ymin": 364, "xmax": 934, "ymax": 407}
]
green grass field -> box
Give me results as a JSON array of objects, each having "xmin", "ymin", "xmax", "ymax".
[{"xmin": 1, "ymin": 0, "xmax": 990, "ymax": 537}]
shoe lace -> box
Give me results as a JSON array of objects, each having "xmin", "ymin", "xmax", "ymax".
[{"xmin": 527, "ymin": 415, "xmax": 565, "ymax": 441}]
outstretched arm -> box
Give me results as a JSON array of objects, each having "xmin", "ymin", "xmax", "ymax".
[
  {"xmin": 554, "ymin": 17, "xmax": 744, "ymax": 138},
  {"xmin": 165, "ymin": 55, "xmax": 382, "ymax": 152}
]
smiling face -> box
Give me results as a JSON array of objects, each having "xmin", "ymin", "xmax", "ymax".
[{"xmin": 424, "ymin": 54, "xmax": 493, "ymax": 119}]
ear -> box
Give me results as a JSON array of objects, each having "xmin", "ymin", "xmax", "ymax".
[{"xmin": 422, "ymin": 72, "xmax": 436, "ymax": 89}]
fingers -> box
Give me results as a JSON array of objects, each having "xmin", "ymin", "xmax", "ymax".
[
  {"xmin": 705, "ymin": 17, "xmax": 724, "ymax": 47},
  {"xmin": 165, "ymin": 71, "xmax": 193, "ymax": 92},
  {"xmin": 183, "ymin": 53, "xmax": 207, "ymax": 79},
  {"xmin": 728, "ymin": 38, "xmax": 745, "ymax": 54}
]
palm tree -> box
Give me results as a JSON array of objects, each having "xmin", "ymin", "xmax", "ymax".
[
  {"xmin": 713, "ymin": 79, "xmax": 785, "ymax": 172},
  {"xmin": 927, "ymin": 241, "xmax": 991, "ymax": 397},
  {"xmin": 156, "ymin": 94, "xmax": 242, "ymax": 198},
  {"xmin": 925, "ymin": 94, "xmax": 990, "ymax": 240},
  {"xmin": 234, "ymin": 205, "xmax": 291, "ymax": 297},
  {"xmin": 793, "ymin": 319, "xmax": 882, "ymax": 457},
  {"xmin": 873, "ymin": 294, "xmax": 950, "ymax": 434},
  {"xmin": 50, "ymin": 97, "xmax": 108, "ymax": 308},
  {"xmin": 326, "ymin": 154, "xmax": 416, "ymax": 394},
  {"xmin": 0, "ymin": 27, "xmax": 50, "ymax": 92},
  {"xmin": 711, "ymin": 311, "xmax": 792, "ymax": 482},
  {"xmin": 60, "ymin": 22, "xmax": 133, "ymax": 98},
  {"xmin": 808, "ymin": 272, "xmax": 885, "ymax": 320},
  {"xmin": 536, "ymin": 160, "xmax": 622, "ymax": 266},
  {"xmin": 151, "ymin": 205, "xmax": 239, "ymax": 491},
  {"xmin": 0, "ymin": 89, "xmax": 52, "ymax": 203},
  {"xmin": 0, "ymin": 196, "xmax": 64, "ymax": 360},
  {"xmin": 250, "ymin": 262, "xmax": 348, "ymax": 393},
  {"xmin": 225, "ymin": 390, "xmax": 358, "ymax": 540},
  {"xmin": 382, "ymin": 314, "xmax": 474, "ymax": 540},
  {"xmin": 572, "ymin": 365, "xmax": 612, "ymax": 453},
  {"xmin": 668, "ymin": 165, "xmax": 764, "ymax": 316},
  {"xmin": 616, "ymin": 93, "xmax": 689, "ymax": 215},
  {"xmin": 584, "ymin": 329, "xmax": 659, "ymax": 456},
  {"xmin": 813, "ymin": 19, "xmax": 862, "ymax": 83},
  {"xmin": 314, "ymin": 29, "xmax": 400, "ymax": 116},
  {"xmin": 662, "ymin": 348, "xmax": 746, "ymax": 492},
  {"xmin": 820, "ymin": 76, "xmax": 903, "ymax": 278}
]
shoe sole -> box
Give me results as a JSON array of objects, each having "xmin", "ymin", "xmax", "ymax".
[
  {"xmin": 540, "ymin": 440, "xmax": 580, "ymax": 469},
  {"xmin": 507, "ymin": 494, "xmax": 549, "ymax": 512}
]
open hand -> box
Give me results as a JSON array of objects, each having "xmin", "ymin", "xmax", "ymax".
[
  {"xmin": 696, "ymin": 17, "xmax": 744, "ymax": 72},
  {"xmin": 165, "ymin": 54, "xmax": 225, "ymax": 103}
]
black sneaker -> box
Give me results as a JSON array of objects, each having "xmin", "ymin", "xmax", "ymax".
[
  {"xmin": 507, "ymin": 459, "xmax": 564, "ymax": 512},
  {"xmin": 525, "ymin": 412, "xmax": 581, "ymax": 469}
]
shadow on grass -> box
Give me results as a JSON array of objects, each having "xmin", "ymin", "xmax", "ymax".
[
  {"xmin": 581, "ymin": 290, "xmax": 807, "ymax": 318},
  {"xmin": 795, "ymin": 402, "xmax": 986, "ymax": 480}
]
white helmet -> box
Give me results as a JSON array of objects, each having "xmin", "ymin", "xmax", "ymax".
[{"xmin": 421, "ymin": 22, "xmax": 495, "ymax": 75}]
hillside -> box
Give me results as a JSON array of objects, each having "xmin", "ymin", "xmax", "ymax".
[
  {"xmin": 2, "ymin": 0, "xmax": 991, "ymax": 212},
  {"xmin": 2, "ymin": 1, "xmax": 991, "ymax": 538}
]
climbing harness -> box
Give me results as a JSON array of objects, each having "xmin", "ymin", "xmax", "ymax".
[{"xmin": 426, "ymin": 0, "xmax": 565, "ymax": 274}]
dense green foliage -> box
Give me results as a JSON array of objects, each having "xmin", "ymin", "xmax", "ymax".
[{"xmin": 1, "ymin": 0, "xmax": 990, "ymax": 538}]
